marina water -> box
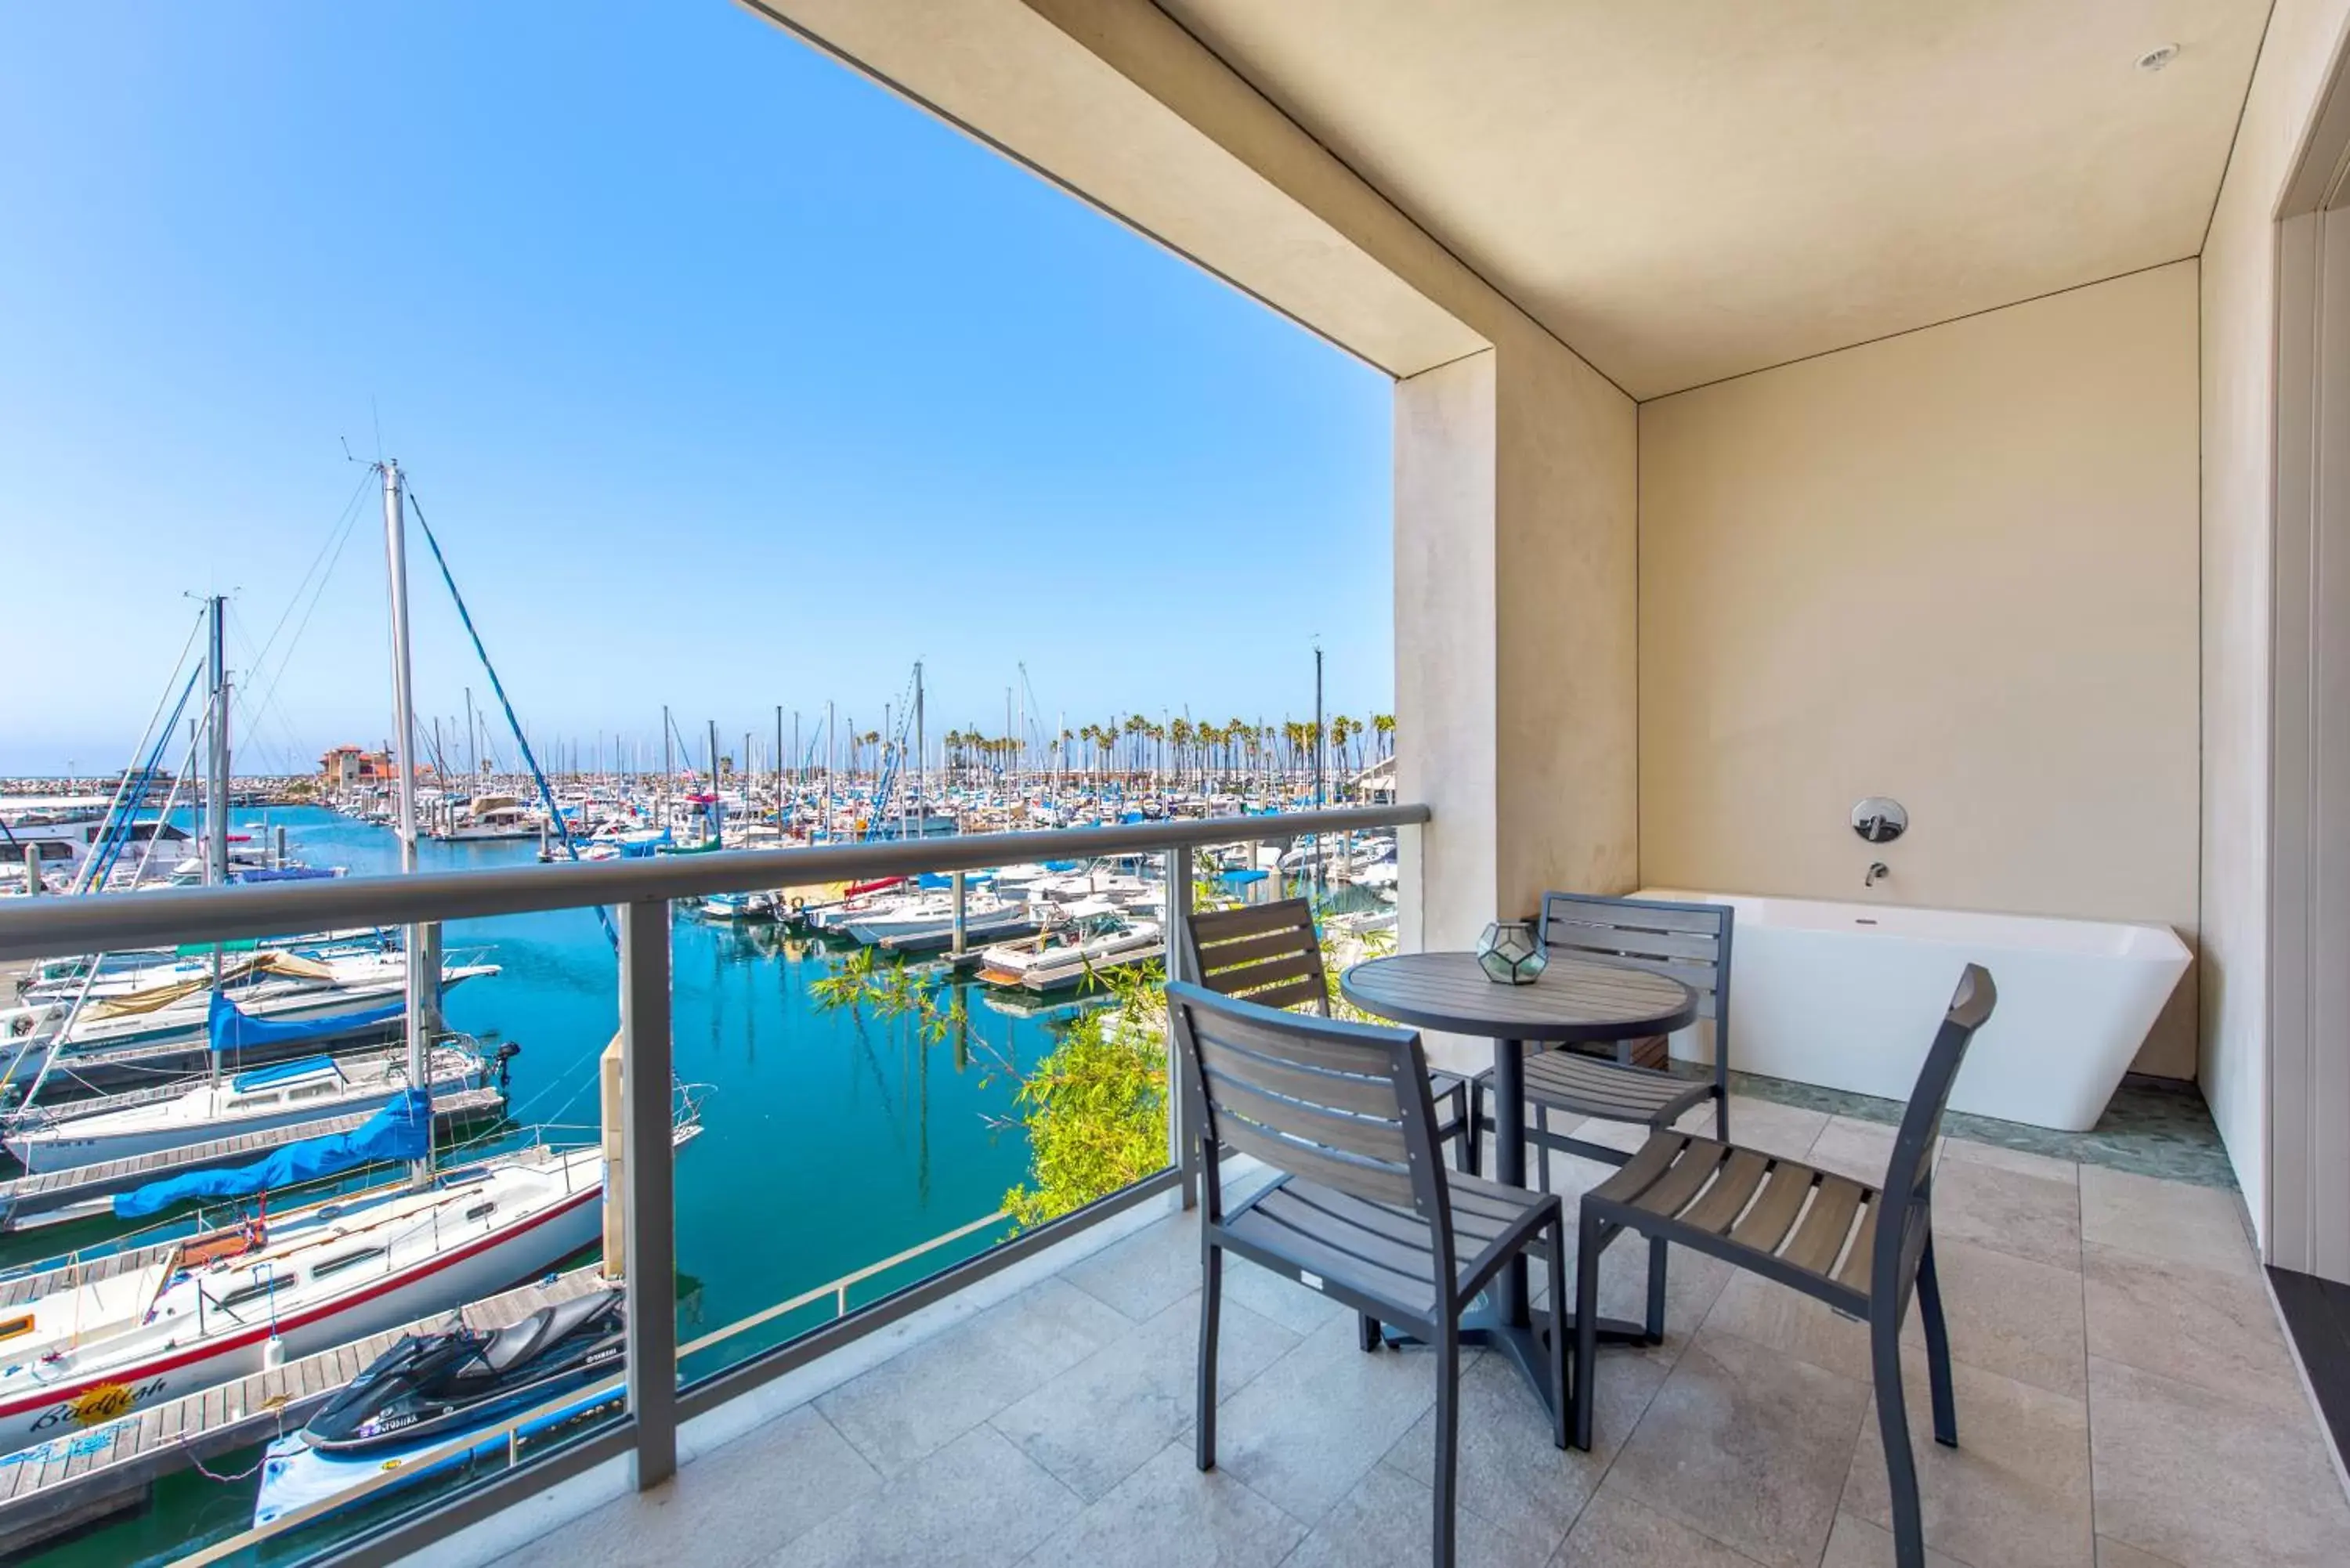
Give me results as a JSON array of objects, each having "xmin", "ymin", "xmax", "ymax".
[{"xmin": 15, "ymin": 805, "xmax": 1056, "ymax": 1565}]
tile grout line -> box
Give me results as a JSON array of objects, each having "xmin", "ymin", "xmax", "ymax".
[{"xmin": 2073, "ymin": 1148, "xmax": 2102, "ymax": 1561}]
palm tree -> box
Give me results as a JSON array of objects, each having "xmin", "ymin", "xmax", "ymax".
[
  {"xmin": 1373, "ymin": 713, "xmax": 1396, "ymax": 764},
  {"xmin": 1122, "ymin": 714, "xmax": 1147, "ymax": 778}
]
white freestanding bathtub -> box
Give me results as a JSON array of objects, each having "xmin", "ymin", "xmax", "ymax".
[{"xmin": 1633, "ymin": 890, "xmax": 2190, "ymax": 1132}]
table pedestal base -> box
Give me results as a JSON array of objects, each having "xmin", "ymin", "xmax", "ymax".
[{"xmin": 1375, "ymin": 1297, "xmax": 1654, "ymax": 1414}]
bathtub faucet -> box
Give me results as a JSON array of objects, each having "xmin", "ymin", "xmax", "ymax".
[{"xmin": 1864, "ymin": 861, "xmax": 1890, "ymax": 888}]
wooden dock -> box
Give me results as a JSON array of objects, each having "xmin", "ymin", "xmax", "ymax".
[
  {"xmin": 0, "ymin": 1088, "xmax": 508, "ymax": 1234},
  {"xmin": 0, "ymin": 1266, "xmax": 610, "ymax": 1555}
]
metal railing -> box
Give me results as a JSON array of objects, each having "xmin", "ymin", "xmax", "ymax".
[
  {"xmin": 0, "ymin": 804, "xmax": 1426, "ymax": 1567},
  {"xmin": 0, "ymin": 806, "xmax": 1423, "ymax": 961},
  {"xmin": 177, "ymin": 1206, "xmax": 1021, "ymax": 1567}
]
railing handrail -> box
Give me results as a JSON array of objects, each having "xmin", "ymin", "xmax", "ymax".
[{"xmin": 0, "ymin": 804, "xmax": 1426, "ymax": 963}]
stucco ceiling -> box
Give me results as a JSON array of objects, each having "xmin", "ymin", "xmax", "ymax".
[{"xmin": 1152, "ymin": 0, "xmax": 2271, "ymax": 398}]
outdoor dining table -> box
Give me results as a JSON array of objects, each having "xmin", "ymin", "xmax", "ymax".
[{"xmin": 1339, "ymin": 948, "xmax": 1698, "ymax": 1409}]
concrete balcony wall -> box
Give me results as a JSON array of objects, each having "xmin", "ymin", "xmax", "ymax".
[
  {"xmin": 2200, "ymin": 0, "xmax": 2350, "ymax": 1257},
  {"xmin": 1636, "ymin": 261, "xmax": 2202, "ymax": 1077}
]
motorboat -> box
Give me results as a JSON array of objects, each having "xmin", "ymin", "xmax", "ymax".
[
  {"xmin": 250, "ymin": 1288, "xmax": 627, "ymax": 1526},
  {"xmin": 978, "ymin": 917, "xmax": 1164, "ymax": 992},
  {"xmin": 697, "ymin": 891, "xmax": 777, "ymax": 923}
]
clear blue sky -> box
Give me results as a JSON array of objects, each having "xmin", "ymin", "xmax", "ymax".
[{"xmin": 0, "ymin": 2, "xmax": 1393, "ymax": 779}]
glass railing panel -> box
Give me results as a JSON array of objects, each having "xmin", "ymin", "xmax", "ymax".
[
  {"xmin": 0, "ymin": 802, "xmax": 633, "ymax": 1568},
  {"xmin": 673, "ymin": 854, "xmax": 1176, "ymax": 1388},
  {"xmin": 0, "ymin": 804, "xmax": 1423, "ymax": 1566}
]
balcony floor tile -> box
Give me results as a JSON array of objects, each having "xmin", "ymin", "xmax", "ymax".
[
  {"xmin": 812, "ymin": 1274, "xmax": 1130, "ymax": 1476},
  {"xmin": 1019, "ymin": 1440, "xmax": 1305, "ymax": 1568},
  {"xmin": 464, "ymin": 1155, "xmax": 2349, "ymax": 1568},
  {"xmin": 766, "ymin": 1422, "xmax": 1080, "ymax": 1568},
  {"xmin": 991, "ymin": 1287, "xmax": 1298, "ymax": 1501}
]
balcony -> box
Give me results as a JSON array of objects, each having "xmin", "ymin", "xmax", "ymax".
[
  {"xmin": 13, "ymin": 0, "xmax": 2350, "ymax": 1562},
  {"xmin": 1, "ymin": 807, "xmax": 2342, "ymax": 1566},
  {"xmin": 459, "ymin": 1106, "xmax": 2334, "ymax": 1568}
]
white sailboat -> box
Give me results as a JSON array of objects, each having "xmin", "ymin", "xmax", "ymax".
[
  {"xmin": 14, "ymin": 949, "xmax": 498, "ymax": 1056},
  {"xmin": 2, "ymin": 1041, "xmax": 493, "ymax": 1172},
  {"xmin": 0, "ymin": 1128, "xmax": 689, "ymax": 1456}
]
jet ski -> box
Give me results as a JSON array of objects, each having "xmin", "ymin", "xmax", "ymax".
[{"xmin": 252, "ymin": 1288, "xmax": 625, "ymax": 1528}]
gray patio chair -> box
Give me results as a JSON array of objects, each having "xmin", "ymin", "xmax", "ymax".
[
  {"xmin": 1571, "ymin": 965, "xmax": 1996, "ymax": 1568},
  {"xmin": 1181, "ymin": 899, "xmax": 1475, "ymax": 1174},
  {"xmin": 1168, "ymin": 981, "xmax": 1567, "ymax": 1568},
  {"xmin": 1469, "ymin": 891, "xmax": 1734, "ymax": 1339}
]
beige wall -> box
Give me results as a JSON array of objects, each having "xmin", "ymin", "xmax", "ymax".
[
  {"xmin": 2200, "ymin": 0, "xmax": 2350, "ymax": 1248},
  {"xmin": 1394, "ymin": 351, "xmax": 1499, "ymax": 951},
  {"xmin": 1639, "ymin": 262, "xmax": 2202, "ymax": 1075},
  {"xmin": 1492, "ymin": 336, "xmax": 1640, "ymax": 917}
]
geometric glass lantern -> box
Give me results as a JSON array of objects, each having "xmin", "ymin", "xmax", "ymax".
[{"xmin": 1475, "ymin": 919, "xmax": 1547, "ymax": 985}]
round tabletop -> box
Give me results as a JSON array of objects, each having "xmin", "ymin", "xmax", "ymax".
[{"xmin": 1340, "ymin": 949, "xmax": 1697, "ymax": 1042}]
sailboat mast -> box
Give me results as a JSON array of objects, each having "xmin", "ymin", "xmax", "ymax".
[
  {"xmin": 204, "ymin": 594, "xmax": 230, "ymax": 1085},
  {"xmin": 381, "ymin": 460, "xmax": 434, "ymax": 1189},
  {"xmin": 204, "ymin": 594, "xmax": 230, "ymax": 892},
  {"xmin": 706, "ymin": 717, "xmax": 721, "ymax": 845}
]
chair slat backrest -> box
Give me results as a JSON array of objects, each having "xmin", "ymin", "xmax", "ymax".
[
  {"xmin": 1168, "ymin": 981, "xmax": 1450, "ymax": 1240},
  {"xmin": 1541, "ymin": 892, "xmax": 1735, "ymax": 1083},
  {"xmin": 1867, "ymin": 964, "xmax": 1997, "ymax": 1308},
  {"xmin": 1181, "ymin": 899, "xmax": 1331, "ymax": 1015}
]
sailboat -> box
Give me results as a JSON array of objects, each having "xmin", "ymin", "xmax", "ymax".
[
  {"xmin": 1, "ymin": 1031, "xmax": 495, "ymax": 1172},
  {"xmin": 13, "ymin": 948, "xmax": 498, "ymax": 1057},
  {"xmin": 0, "ymin": 1090, "xmax": 692, "ymax": 1455},
  {"xmin": 0, "ymin": 461, "xmax": 700, "ymax": 1457}
]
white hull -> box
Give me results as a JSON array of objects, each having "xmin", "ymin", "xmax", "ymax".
[
  {"xmin": 252, "ymin": 1379, "xmax": 624, "ymax": 1526},
  {"xmin": 0, "ymin": 1148, "xmax": 610, "ymax": 1455},
  {"xmin": 4, "ymin": 1053, "xmax": 486, "ymax": 1172}
]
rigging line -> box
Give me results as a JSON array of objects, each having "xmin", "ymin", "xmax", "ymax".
[
  {"xmin": 228, "ymin": 620, "xmax": 302, "ymax": 779},
  {"xmin": 231, "ymin": 615, "xmax": 326, "ymax": 784},
  {"xmin": 67, "ymin": 610, "xmax": 207, "ymax": 894},
  {"xmin": 78, "ymin": 665, "xmax": 204, "ymax": 894},
  {"xmin": 246, "ymin": 482, "xmax": 371, "ymax": 746},
  {"xmin": 402, "ymin": 486, "xmax": 617, "ymax": 952},
  {"xmin": 247, "ymin": 469, "xmax": 374, "ymax": 682}
]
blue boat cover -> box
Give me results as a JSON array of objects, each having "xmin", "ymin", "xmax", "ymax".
[
  {"xmin": 231, "ymin": 866, "xmax": 340, "ymax": 883},
  {"xmin": 231, "ymin": 1055, "xmax": 339, "ymax": 1092},
  {"xmin": 208, "ymin": 990, "xmax": 404, "ymax": 1056},
  {"xmin": 113, "ymin": 1088, "xmax": 430, "ymax": 1219}
]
